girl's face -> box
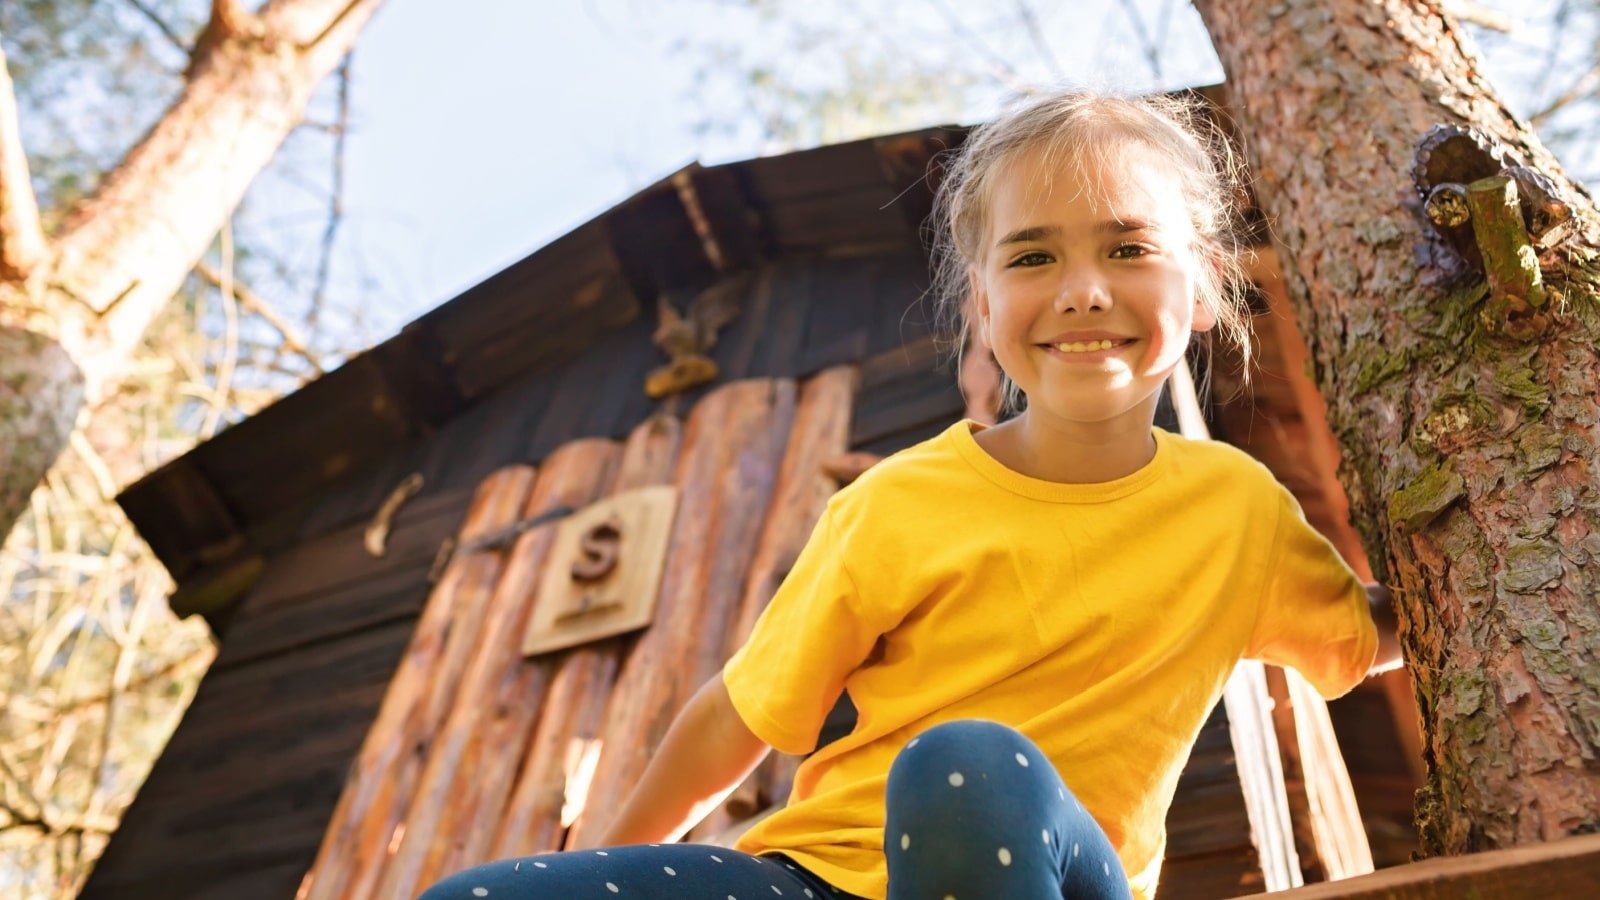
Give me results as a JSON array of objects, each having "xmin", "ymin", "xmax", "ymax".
[{"xmin": 970, "ymin": 144, "xmax": 1216, "ymax": 429}]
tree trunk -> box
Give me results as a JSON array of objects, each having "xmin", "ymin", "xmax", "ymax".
[
  {"xmin": 1194, "ymin": 0, "xmax": 1600, "ymax": 856},
  {"xmin": 0, "ymin": 0, "xmax": 385, "ymax": 541},
  {"xmin": 0, "ymin": 326, "xmax": 83, "ymax": 540}
]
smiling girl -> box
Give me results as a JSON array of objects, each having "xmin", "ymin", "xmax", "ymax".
[{"xmin": 421, "ymin": 88, "xmax": 1400, "ymax": 900}]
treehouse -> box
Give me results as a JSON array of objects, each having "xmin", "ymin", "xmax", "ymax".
[{"xmin": 81, "ymin": 89, "xmax": 1450, "ymax": 900}]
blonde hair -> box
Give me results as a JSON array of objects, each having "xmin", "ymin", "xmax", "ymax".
[{"xmin": 928, "ymin": 88, "xmax": 1255, "ymax": 414}]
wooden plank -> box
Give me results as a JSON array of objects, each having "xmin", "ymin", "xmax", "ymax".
[
  {"xmin": 604, "ymin": 179, "xmax": 717, "ymax": 299},
  {"xmin": 796, "ymin": 256, "xmax": 876, "ymax": 376},
  {"xmin": 740, "ymin": 136, "xmax": 896, "ymax": 203},
  {"xmin": 764, "ymin": 187, "xmax": 917, "ymax": 253},
  {"xmin": 424, "ymin": 221, "xmax": 623, "ymax": 356},
  {"xmin": 851, "ymin": 343, "xmax": 964, "ymax": 450},
  {"xmin": 689, "ymin": 165, "xmax": 767, "ymax": 270},
  {"xmin": 1229, "ymin": 833, "xmax": 1600, "ymax": 899},
  {"xmin": 375, "ymin": 439, "xmax": 620, "ymax": 898},
  {"xmin": 79, "ymin": 615, "xmax": 420, "ymax": 900},
  {"xmin": 448, "ymin": 267, "xmax": 641, "ymax": 401},
  {"xmin": 564, "ymin": 378, "xmax": 798, "ymax": 848},
  {"xmin": 215, "ymin": 566, "xmax": 430, "ymax": 671},
  {"xmin": 192, "ymin": 353, "xmax": 416, "ymax": 527},
  {"xmin": 116, "ymin": 456, "xmax": 244, "ymax": 582},
  {"xmin": 229, "ymin": 484, "xmax": 474, "ymax": 626},
  {"xmin": 492, "ymin": 416, "xmax": 683, "ymax": 859},
  {"xmin": 692, "ymin": 365, "xmax": 859, "ymax": 841},
  {"xmin": 300, "ymin": 466, "xmax": 538, "ymax": 900}
]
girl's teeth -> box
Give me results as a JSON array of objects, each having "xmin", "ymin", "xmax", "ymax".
[{"xmin": 1056, "ymin": 340, "xmax": 1115, "ymax": 353}]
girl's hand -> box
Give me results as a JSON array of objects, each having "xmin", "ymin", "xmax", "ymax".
[{"xmin": 1367, "ymin": 584, "xmax": 1404, "ymax": 675}]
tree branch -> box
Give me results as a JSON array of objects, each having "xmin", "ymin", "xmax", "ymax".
[
  {"xmin": 123, "ymin": 0, "xmax": 194, "ymax": 56},
  {"xmin": 309, "ymin": 54, "xmax": 353, "ymax": 338},
  {"xmin": 194, "ymin": 260, "xmax": 326, "ymax": 375},
  {"xmin": 49, "ymin": 0, "xmax": 382, "ymax": 400},
  {"xmin": 1443, "ymin": 0, "xmax": 1519, "ymax": 33},
  {"xmin": 0, "ymin": 45, "xmax": 47, "ymax": 284}
]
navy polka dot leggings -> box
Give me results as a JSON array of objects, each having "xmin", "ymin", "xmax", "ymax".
[{"xmin": 419, "ymin": 719, "xmax": 1132, "ymax": 899}]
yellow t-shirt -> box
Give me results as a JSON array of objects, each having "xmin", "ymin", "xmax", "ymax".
[{"xmin": 721, "ymin": 420, "xmax": 1377, "ymax": 900}]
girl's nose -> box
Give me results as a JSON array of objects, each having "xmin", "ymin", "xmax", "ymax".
[{"xmin": 1055, "ymin": 272, "xmax": 1112, "ymax": 314}]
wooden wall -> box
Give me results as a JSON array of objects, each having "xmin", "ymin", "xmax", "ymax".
[{"xmin": 80, "ymin": 249, "xmax": 960, "ymax": 900}]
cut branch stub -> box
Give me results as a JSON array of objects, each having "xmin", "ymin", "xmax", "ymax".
[{"xmin": 1465, "ymin": 174, "xmax": 1549, "ymax": 340}]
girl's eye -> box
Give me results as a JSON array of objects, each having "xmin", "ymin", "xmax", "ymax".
[
  {"xmin": 1111, "ymin": 243, "xmax": 1153, "ymax": 259},
  {"xmin": 1007, "ymin": 251, "xmax": 1052, "ymax": 268}
]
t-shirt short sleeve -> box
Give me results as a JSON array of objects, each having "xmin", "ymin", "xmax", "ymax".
[
  {"xmin": 722, "ymin": 500, "xmax": 887, "ymax": 755},
  {"xmin": 1246, "ymin": 485, "xmax": 1378, "ymax": 700}
]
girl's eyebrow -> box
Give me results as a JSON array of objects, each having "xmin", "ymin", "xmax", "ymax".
[{"xmin": 994, "ymin": 219, "xmax": 1159, "ymax": 249}]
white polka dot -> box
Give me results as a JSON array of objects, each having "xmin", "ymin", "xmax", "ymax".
[
  {"xmin": 1073, "ymin": 843, "xmax": 1080, "ymax": 858},
  {"xmin": 908, "ymin": 737, "xmax": 920, "ymax": 748},
  {"xmin": 663, "ymin": 866, "xmax": 676, "ymax": 876},
  {"xmin": 472, "ymin": 890, "xmax": 488, "ymax": 898},
  {"xmin": 514, "ymin": 862, "xmax": 521, "ymax": 872},
  {"xmin": 711, "ymin": 855, "xmax": 723, "ymax": 863},
  {"xmin": 534, "ymin": 861, "xmax": 548, "ymax": 868},
  {"xmin": 805, "ymin": 891, "xmax": 814, "ymax": 898},
  {"xmin": 1042, "ymin": 830, "xmax": 1050, "ymax": 844},
  {"xmin": 650, "ymin": 843, "xmax": 660, "ymax": 847},
  {"xmin": 1104, "ymin": 862, "xmax": 1110, "ymax": 875},
  {"xmin": 596, "ymin": 850, "xmax": 609, "ymax": 856},
  {"xmin": 1015, "ymin": 752, "xmax": 1029, "ymax": 767},
  {"xmin": 606, "ymin": 884, "xmax": 619, "ymax": 894},
  {"xmin": 1059, "ymin": 787, "xmax": 1065, "ymax": 799},
  {"xmin": 948, "ymin": 771, "xmax": 965, "ymax": 787},
  {"xmin": 772, "ymin": 886, "xmax": 783, "ymax": 895},
  {"xmin": 998, "ymin": 847, "xmax": 1012, "ymax": 866},
  {"xmin": 901, "ymin": 833, "xmax": 911, "ymax": 850}
]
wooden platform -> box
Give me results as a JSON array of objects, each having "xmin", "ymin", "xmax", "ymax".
[{"xmin": 1232, "ymin": 833, "xmax": 1600, "ymax": 899}]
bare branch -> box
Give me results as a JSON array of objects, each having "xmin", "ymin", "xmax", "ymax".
[
  {"xmin": 194, "ymin": 261, "xmax": 326, "ymax": 375},
  {"xmin": 1444, "ymin": 0, "xmax": 1519, "ymax": 33},
  {"xmin": 123, "ymin": 0, "xmax": 194, "ymax": 56},
  {"xmin": 200, "ymin": 221, "xmax": 242, "ymax": 438},
  {"xmin": 1529, "ymin": 60, "xmax": 1600, "ymax": 128},
  {"xmin": 309, "ymin": 54, "xmax": 353, "ymax": 338},
  {"xmin": 0, "ymin": 45, "xmax": 47, "ymax": 283},
  {"xmin": 301, "ymin": 0, "xmax": 373, "ymax": 52},
  {"xmin": 925, "ymin": 0, "xmax": 1029, "ymax": 89},
  {"xmin": 1117, "ymin": 0, "xmax": 1164, "ymax": 81},
  {"xmin": 212, "ymin": 0, "xmax": 260, "ymax": 39},
  {"xmin": 1013, "ymin": 1, "xmax": 1066, "ymax": 81}
]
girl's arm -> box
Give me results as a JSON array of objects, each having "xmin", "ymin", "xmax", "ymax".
[
  {"xmin": 1367, "ymin": 583, "xmax": 1404, "ymax": 675},
  {"xmin": 585, "ymin": 669, "xmax": 772, "ymax": 848}
]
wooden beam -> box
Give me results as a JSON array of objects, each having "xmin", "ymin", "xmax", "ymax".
[{"xmin": 1229, "ymin": 832, "xmax": 1600, "ymax": 899}]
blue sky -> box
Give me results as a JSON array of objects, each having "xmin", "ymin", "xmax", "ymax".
[
  {"xmin": 272, "ymin": 0, "xmax": 1578, "ymax": 352},
  {"xmin": 284, "ymin": 0, "xmax": 1228, "ymax": 346},
  {"xmin": 335, "ymin": 2, "xmax": 707, "ymax": 333}
]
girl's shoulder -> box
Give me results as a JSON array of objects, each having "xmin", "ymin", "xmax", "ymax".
[{"xmin": 1159, "ymin": 429, "xmax": 1296, "ymax": 500}]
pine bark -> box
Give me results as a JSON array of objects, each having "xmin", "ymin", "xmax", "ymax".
[{"xmin": 1194, "ymin": 0, "xmax": 1600, "ymax": 855}]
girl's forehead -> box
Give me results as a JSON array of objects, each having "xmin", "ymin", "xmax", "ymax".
[{"xmin": 987, "ymin": 143, "xmax": 1187, "ymax": 231}]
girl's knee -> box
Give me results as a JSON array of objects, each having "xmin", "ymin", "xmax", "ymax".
[{"xmin": 893, "ymin": 719, "xmax": 1034, "ymax": 771}]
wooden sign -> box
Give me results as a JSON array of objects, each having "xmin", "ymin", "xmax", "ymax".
[{"xmin": 522, "ymin": 485, "xmax": 680, "ymax": 657}]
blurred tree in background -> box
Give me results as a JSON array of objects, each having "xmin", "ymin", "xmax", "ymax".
[{"xmin": 0, "ymin": 1, "xmax": 383, "ymax": 895}]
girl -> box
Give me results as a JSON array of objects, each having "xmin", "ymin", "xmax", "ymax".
[{"xmin": 422, "ymin": 88, "xmax": 1401, "ymax": 900}]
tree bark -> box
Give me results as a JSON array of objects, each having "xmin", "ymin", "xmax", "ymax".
[
  {"xmin": 1194, "ymin": 0, "xmax": 1600, "ymax": 856},
  {"xmin": 0, "ymin": 326, "xmax": 84, "ymax": 540},
  {"xmin": 0, "ymin": 0, "xmax": 385, "ymax": 543}
]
